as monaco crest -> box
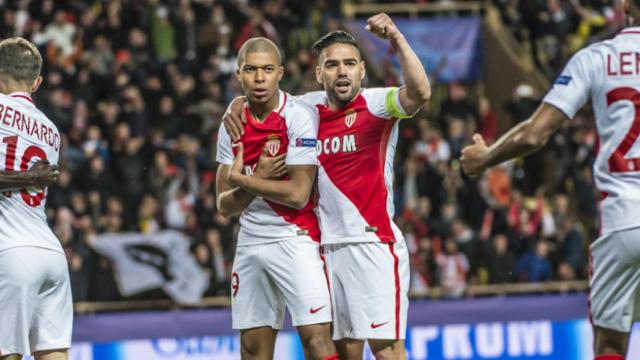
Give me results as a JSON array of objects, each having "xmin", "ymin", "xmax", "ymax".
[
  {"xmin": 266, "ymin": 134, "xmax": 280, "ymax": 156},
  {"xmin": 345, "ymin": 108, "xmax": 357, "ymax": 128}
]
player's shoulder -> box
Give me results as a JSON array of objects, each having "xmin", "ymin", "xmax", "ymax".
[
  {"xmin": 295, "ymin": 91, "xmax": 327, "ymax": 108},
  {"xmin": 361, "ymin": 87, "xmax": 396, "ymax": 104},
  {"xmin": 218, "ymin": 121, "xmax": 231, "ymax": 137},
  {"xmin": 286, "ymin": 93, "xmax": 318, "ymax": 114},
  {"xmin": 0, "ymin": 93, "xmax": 58, "ymax": 131},
  {"xmin": 283, "ymin": 94, "xmax": 319, "ymax": 126}
]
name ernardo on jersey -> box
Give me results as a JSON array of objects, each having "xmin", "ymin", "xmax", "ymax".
[
  {"xmin": 302, "ymin": 88, "xmax": 409, "ymax": 244},
  {"xmin": 0, "ymin": 93, "xmax": 63, "ymax": 254},
  {"xmin": 544, "ymin": 27, "xmax": 640, "ymax": 234}
]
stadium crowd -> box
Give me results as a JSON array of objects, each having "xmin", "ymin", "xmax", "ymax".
[
  {"xmin": 0, "ymin": 0, "xmax": 594, "ymax": 302},
  {"xmin": 495, "ymin": 0, "xmax": 625, "ymax": 79}
]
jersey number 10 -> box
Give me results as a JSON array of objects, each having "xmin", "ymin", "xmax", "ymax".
[{"xmin": 1, "ymin": 135, "xmax": 47, "ymax": 207}]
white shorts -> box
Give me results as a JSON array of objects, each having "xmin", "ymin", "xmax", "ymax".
[
  {"xmin": 231, "ymin": 237, "xmax": 332, "ymax": 330},
  {"xmin": 0, "ymin": 247, "xmax": 73, "ymax": 356},
  {"xmin": 590, "ymin": 226, "xmax": 640, "ymax": 333},
  {"xmin": 323, "ymin": 240, "xmax": 410, "ymax": 340}
]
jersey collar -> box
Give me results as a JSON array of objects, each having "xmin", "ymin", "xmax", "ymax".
[
  {"xmin": 8, "ymin": 92, "xmax": 34, "ymax": 104},
  {"xmin": 320, "ymin": 90, "xmax": 363, "ymax": 114},
  {"xmin": 244, "ymin": 90, "xmax": 287, "ymax": 125},
  {"xmin": 618, "ymin": 27, "xmax": 640, "ymax": 36}
]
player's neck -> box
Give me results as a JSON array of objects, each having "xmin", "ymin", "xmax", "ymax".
[
  {"xmin": 248, "ymin": 92, "xmax": 280, "ymax": 122},
  {"xmin": 326, "ymin": 91, "xmax": 359, "ymax": 111},
  {"xmin": 327, "ymin": 95, "xmax": 354, "ymax": 111},
  {"xmin": 0, "ymin": 79, "xmax": 31, "ymax": 95}
]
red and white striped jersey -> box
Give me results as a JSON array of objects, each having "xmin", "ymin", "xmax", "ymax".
[
  {"xmin": 217, "ymin": 91, "xmax": 321, "ymax": 245},
  {"xmin": 299, "ymin": 87, "xmax": 412, "ymax": 244},
  {"xmin": 544, "ymin": 27, "xmax": 640, "ymax": 235},
  {"xmin": 0, "ymin": 92, "xmax": 62, "ymax": 253}
]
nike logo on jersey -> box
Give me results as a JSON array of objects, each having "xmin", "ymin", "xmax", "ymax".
[
  {"xmin": 370, "ymin": 321, "xmax": 389, "ymax": 329},
  {"xmin": 310, "ymin": 305, "xmax": 327, "ymax": 314},
  {"xmin": 317, "ymin": 134, "xmax": 357, "ymax": 155}
]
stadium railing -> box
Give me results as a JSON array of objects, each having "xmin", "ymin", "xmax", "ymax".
[
  {"xmin": 73, "ymin": 280, "xmax": 588, "ymax": 314},
  {"xmin": 342, "ymin": 1, "xmax": 485, "ymax": 19}
]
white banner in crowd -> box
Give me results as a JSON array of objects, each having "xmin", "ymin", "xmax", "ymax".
[{"xmin": 90, "ymin": 230, "xmax": 209, "ymax": 304}]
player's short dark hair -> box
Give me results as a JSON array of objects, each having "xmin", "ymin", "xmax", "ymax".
[
  {"xmin": 311, "ymin": 31, "xmax": 360, "ymax": 57},
  {"xmin": 0, "ymin": 37, "xmax": 42, "ymax": 84},
  {"xmin": 237, "ymin": 37, "xmax": 282, "ymax": 67}
]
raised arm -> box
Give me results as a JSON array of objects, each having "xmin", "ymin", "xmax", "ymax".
[
  {"xmin": 461, "ymin": 46, "xmax": 594, "ymax": 176},
  {"xmin": 460, "ymin": 103, "xmax": 568, "ymax": 176},
  {"xmin": 366, "ymin": 13, "xmax": 431, "ymax": 115}
]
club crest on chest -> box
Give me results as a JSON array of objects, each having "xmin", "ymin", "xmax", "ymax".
[
  {"xmin": 345, "ymin": 108, "xmax": 357, "ymax": 128},
  {"xmin": 266, "ymin": 134, "xmax": 281, "ymax": 156}
]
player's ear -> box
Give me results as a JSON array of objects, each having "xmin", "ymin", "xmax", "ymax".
[
  {"xmin": 236, "ymin": 67, "xmax": 241, "ymax": 82},
  {"xmin": 315, "ymin": 65, "xmax": 322, "ymax": 85},
  {"xmin": 278, "ymin": 65, "xmax": 284, "ymax": 81},
  {"xmin": 360, "ymin": 61, "xmax": 366, "ymax": 81},
  {"xmin": 31, "ymin": 76, "xmax": 43, "ymax": 93}
]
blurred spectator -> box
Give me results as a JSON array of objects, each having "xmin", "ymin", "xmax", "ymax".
[
  {"xmin": 555, "ymin": 216, "xmax": 586, "ymax": 280},
  {"xmin": 0, "ymin": 0, "xmax": 593, "ymax": 304},
  {"xmin": 517, "ymin": 240, "xmax": 553, "ymax": 282},
  {"xmin": 488, "ymin": 234, "xmax": 517, "ymax": 284},
  {"xmin": 436, "ymin": 238, "xmax": 470, "ymax": 298}
]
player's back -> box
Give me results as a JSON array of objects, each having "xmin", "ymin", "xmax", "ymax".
[
  {"xmin": 0, "ymin": 92, "xmax": 62, "ymax": 253},
  {"xmin": 545, "ymin": 27, "xmax": 640, "ymax": 234}
]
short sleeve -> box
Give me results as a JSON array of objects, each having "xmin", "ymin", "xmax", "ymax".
[
  {"xmin": 543, "ymin": 48, "xmax": 594, "ymax": 119},
  {"xmin": 285, "ymin": 102, "xmax": 319, "ymax": 166},
  {"xmin": 296, "ymin": 91, "xmax": 327, "ymax": 107},
  {"xmin": 215, "ymin": 123, "xmax": 234, "ymax": 165},
  {"xmin": 362, "ymin": 87, "xmax": 412, "ymax": 120}
]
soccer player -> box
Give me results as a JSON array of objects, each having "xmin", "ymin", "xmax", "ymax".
[
  {"xmin": 0, "ymin": 38, "xmax": 71, "ymax": 360},
  {"xmin": 215, "ymin": 37, "xmax": 338, "ymax": 360},
  {"xmin": 223, "ymin": 14, "xmax": 430, "ymax": 359},
  {"xmin": 460, "ymin": 1, "xmax": 640, "ymax": 358}
]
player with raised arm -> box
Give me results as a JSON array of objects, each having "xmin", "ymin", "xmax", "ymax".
[
  {"xmin": 460, "ymin": 1, "xmax": 640, "ymax": 358},
  {"xmin": 223, "ymin": 13, "xmax": 430, "ymax": 359},
  {"xmin": 215, "ymin": 37, "xmax": 338, "ymax": 360},
  {"xmin": 0, "ymin": 38, "xmax": 71, "ymax": 360}
]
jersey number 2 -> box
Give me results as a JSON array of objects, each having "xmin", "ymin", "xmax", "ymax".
[
  {"xmin": 607, "ymin": 87, "xmax": 640, "ymax": 172},
  {"xmin": 2, "ymin": 135, "xmax": 47, "ymax": 207}
]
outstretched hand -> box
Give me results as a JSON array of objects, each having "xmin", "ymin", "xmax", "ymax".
[{"xmin": 460, "ymin": 134, "xmax": 489, "ymax": 177}]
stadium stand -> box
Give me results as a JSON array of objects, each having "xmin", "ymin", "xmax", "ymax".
[{"xmin": 0, "ymin": 0, "xmax": 596, "ymax": 308}]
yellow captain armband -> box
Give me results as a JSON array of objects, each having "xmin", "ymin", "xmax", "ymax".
[{"xmin": 384, "ymin": 87, "xmax": 411, "ymax": 119}]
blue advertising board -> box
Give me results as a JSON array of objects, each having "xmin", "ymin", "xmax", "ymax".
[
  {"xmin": 26, "ymin": 294, "xmax": 640, "ymax": 359},
  {"xmin": 345, "ymin": 17, "xmax": 483, "ymax": 83}
]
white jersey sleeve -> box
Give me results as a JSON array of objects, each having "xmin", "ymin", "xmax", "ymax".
[
  {"xmin": 296, "ymin": 91, "xmax": 327, "ymax": 108},
  {"xmin": 543, "ymin": 48, "xmax": 595, "ymax": 119},
  {"xmin": 216, "ymin": 123, "xmax": 234, "ymax": 165},
  {"xmin": 362, "ymin": 87, "xmax": 413, "ymax": 120},
  {"xmin": 285, "ymin": 101, "xmax": 319, "ymax": 166}
]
